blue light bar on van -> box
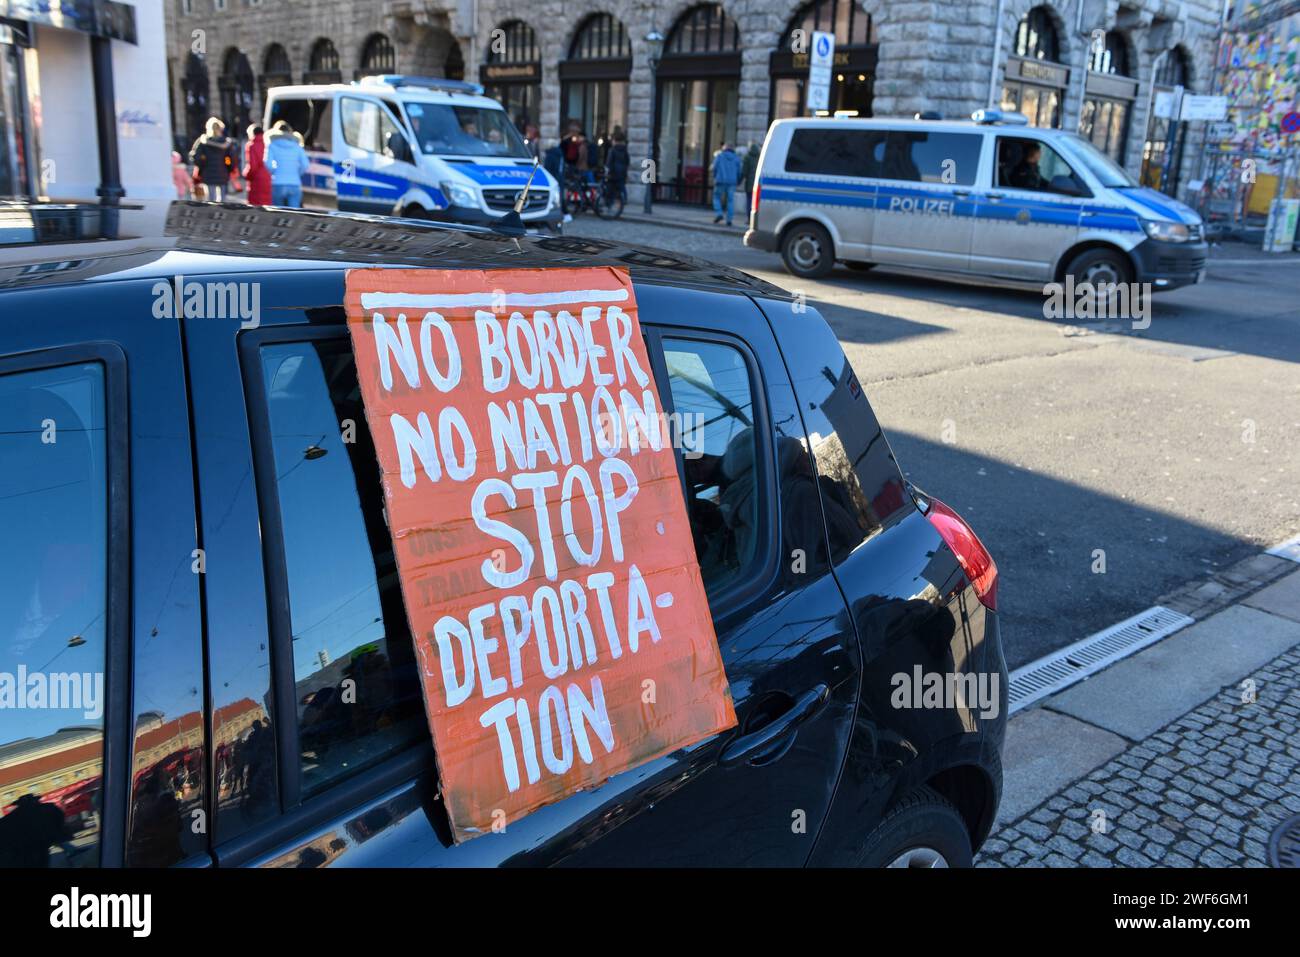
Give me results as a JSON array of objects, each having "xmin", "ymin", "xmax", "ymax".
[
  {"xmin": 972, "ymin": 109, "xmax": 1029, "ymax": 126},
  {"xmin": 359, "ymin": 74, "xmax": 486, "ymax": 95}
]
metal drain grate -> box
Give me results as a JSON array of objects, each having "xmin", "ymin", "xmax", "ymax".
[
  {"xmin": 1268, "ymin": 815, "xmax": 1300, "ymax": 867},
  {"xmin": 1008, "ymin": 606, "xmax": 1195, "ymax": 714},
  {"xmin": 1267, "ymin": 534, "xmax": 1300, "ymax": 564}
]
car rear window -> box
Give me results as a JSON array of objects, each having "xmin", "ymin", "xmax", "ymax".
[
  {"xmin": 0, "ymin": 362, "xmax": 108, "ymax": 868},
  {"xmin": 785, "ymin": 128, "xmax": 886, "ymax": 177},
  {"xmin": 255, "ymin": 340, "xmax": 425, "ymax": 796}
]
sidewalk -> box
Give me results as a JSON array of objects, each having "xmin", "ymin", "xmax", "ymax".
[
  {"xmin": 979, "ymin": 556, "xmax": 1300, "ymax": 867},
  {"xmin": 619, "ymin": 201, "xmax": 749, "ymax": 237}
]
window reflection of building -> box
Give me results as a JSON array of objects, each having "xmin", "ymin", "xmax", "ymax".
[
  {"xmin": 1001, "ymin": 6, "xmax": 1068, "ymax": 128},
  {"xmin": 769, "ymin": 0, "xmax": 876, "ymax": 122}
]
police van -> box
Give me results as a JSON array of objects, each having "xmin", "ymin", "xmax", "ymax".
[
  {"xmin": 264, "ymin": 75, "xmax": 562, "ymax": 229},
  {"xmin": 744, "ymin": 111, "xmax": 1207, "ymax": 291}
]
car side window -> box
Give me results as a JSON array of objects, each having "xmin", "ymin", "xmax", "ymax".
[
  {"xmin": 661, "ymin": 338, "xmax": 762, "ymax": 597},
  {"xmin": 996, "ymin": 136, "xmax": 1086, "ymax": 195},
  {"xmin": 255, "ymin": 340, "xmax": 425, "ymax": 796},
  {"xmin": 340, "ymin": 98, "xmax": 384, "ymax": 154},
  {"xmin": 0, "ymin": 362, "xmax": 108, "ymax": 868}
]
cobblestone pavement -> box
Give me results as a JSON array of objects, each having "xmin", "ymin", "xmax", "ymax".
[{"xmin": 978, "ymin": 644, "xmax": 1300, "ymax": 867}]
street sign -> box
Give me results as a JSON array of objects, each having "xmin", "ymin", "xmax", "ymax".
[
  {"xmin": 807, "ymin": 30, "xmax": 834, "ymax": 113},
  {"xmin": 1281, "ymin": 111, "xmax": 1300, "ymax": 134},
  {"xmin": 1153, "ymin": 90, "xmax": 1174, "ymax": 119},
  {"xmin": 1180, "ymin": 95, "xmax": 1228, "ymax": 121},
  {"xmin": 1207, "ymin": 120, "xmax": 1235, "ymax": 140}
]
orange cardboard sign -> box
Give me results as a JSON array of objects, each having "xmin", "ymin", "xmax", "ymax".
[{"xmin": 345, "ymin": 266, "xmax": 736, "ymax": 841}]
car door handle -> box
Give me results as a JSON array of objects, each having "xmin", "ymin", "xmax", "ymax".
[
  {"xmin": 953, "ymin": 188, "xmax": 972, "ymax": 198},
  {"xmin": 719, "ymin": 684, "xmax": 830, "ymax": 767},
  {"xmin": 986, "ymin": 191, "xmax": 1006, "ymax": 202}
]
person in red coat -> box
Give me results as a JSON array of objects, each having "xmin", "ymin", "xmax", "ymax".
[{"xmin": 243, "ymin": 125, "xmax": 272, "ymax": 206}]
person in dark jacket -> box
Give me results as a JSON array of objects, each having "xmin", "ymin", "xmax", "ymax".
[
  {"xmin": 189, "ymin": 117, "xmax": 235, "ymax": 202},
  {"xmin": 243, "ymin": 125, "xmax": 272, "ymax": 206},
  {"xmin": 710, "ymin": 142, "xmax": 742, "ymax": 226},
  {"xmin": 605, "ymin": 130, "xmax": 630, "ymax": 203}
]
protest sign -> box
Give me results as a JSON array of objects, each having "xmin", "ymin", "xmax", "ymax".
[{"xmin": 345, "ymin": 266, "xmax": 736, "ymax": 841}]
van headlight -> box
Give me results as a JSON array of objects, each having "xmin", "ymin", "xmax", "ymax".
[
  {"xmin": 1142, "ymin": 219, "xmax": 1192, "ymax": 243},
  {"xmin": 440, "ymin": 181, "xmax": 479, "ymax": 208}
]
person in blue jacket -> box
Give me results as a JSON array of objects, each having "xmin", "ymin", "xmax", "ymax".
[
  {"xmin": 711, "ymin": 142, "xmax": 742, "ymax": 226},
  {"xmin": 265, "ymin": 120, "xmax": 310, "ymax": 208}
]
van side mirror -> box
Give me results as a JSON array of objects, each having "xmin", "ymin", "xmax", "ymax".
[{"xmin": 386, "ymin": 131, "xmax": 413, "ymax": 163}]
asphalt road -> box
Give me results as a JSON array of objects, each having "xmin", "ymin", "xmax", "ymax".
[{"xmin": 565, "ymin": 214, "xmax": 1300, "ymax": 668}]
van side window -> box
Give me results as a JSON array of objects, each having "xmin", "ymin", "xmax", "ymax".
[
  {"xmin": 785, "ymin": 129, "xmax": 886, "ymax": 177},
  {"xmin": 661, "ymin": 339, "xmax": 762, "ymax": 596},
  {"xmin": 340, "ymin": 98, "xmax": 400, "ymax": 155},
  {"xmin": 0, "ymin": 362, "xmax": 109, "ymax": 868},
  {"xmin": 996, "ymin": 136, "xmax": 1087, "ymax": 195},
  {"xmin": 874, "ymin": 131, "xmax": 982, "ymax": 185},
  {"xmin": 254, "ymin": 341, "xmax": 425, "ymax": 796}
]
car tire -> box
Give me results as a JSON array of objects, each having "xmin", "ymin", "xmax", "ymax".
[
  {"xmin": 855, "ymin": 786, "xmax": 973, "ymax": 868},
  {"xmin": 781, "ymin": 222, "xmax": 835, "ymax": 278},
  {"xmin": 845, "ymin": 261, "xmax": 876, "ymax": 272},
  {"xmin": 401, "ymin": 205, "xmax": 430, "ymax": 220},
  {"xmin": 1063, "ymin": 247, "xmax": 1133, "ymax": 290}
]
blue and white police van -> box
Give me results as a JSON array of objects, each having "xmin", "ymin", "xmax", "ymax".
[
  {"xmin": 264, "ymin": 75, "xmax": 562, "ymax": 229},
  {"xmin": 744, "ymin": 110, "xmax": 1208, "ymax": 290}
]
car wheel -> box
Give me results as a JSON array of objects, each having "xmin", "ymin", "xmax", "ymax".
[
  {"xmin": 855, "ymin": 786, "xmax": 973, "ymax": 868},
  {"xmin": 401, "ymin": 205, "xmax": 430, "ymax": 220},
  {"xmin": 845, "ymin": 261, "xmax": 876, "ymax": 272},
  {"xmin": 1064, "ymin": 247, "xmax": 1132, "ymax": 290},
  {"xmin": 781, "ymin": 222, "xmax": 835, "ymax": 278}
]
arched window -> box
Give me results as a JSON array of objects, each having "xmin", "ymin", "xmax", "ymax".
[
  {"xmin": 1155, "ymin": 46, "xmax": 1190, "ymax": 88},
  {"xmin": 1143, "ymin": 46, "xmax": 1194, "ymax": 194},
  {"xmin": 1002, "ymin": 6, "xmax": 1067, "ymax": 128},
  {"xmin": 560, "ymin": 14, "xmax": 632, "ymax": 141},
  {"xmin": 217, "ymin": 48, "xmax": 255, "ymax": 137},
  {"xmin": 1082, "ymin": 31, "xmax": 1136, "ymax": 163},
  {"xmin": 771, "ymin": 0, "xmax": 877, "ymax": 121},
  {"xmin": 445, "ymin": 40, "xmax": 465, "ymax": 80},
  {"xmin": 359, "ymin": 33, "xmax": 395, "ymax": 77},
  {"xmin": 1088, "ymin": 31, "xmax": 1129, "ymax": 76},
  {"xmin": 666, "ymin": 2, "xmax": 740, "ymax": 54},
  {"xmin": 306, "ymin": 37, "xmax": 342, "ymax": 84},
  {"xmin": 181, "ymin": 51, "xmax": 210, "ymax": 146},
  {"xmin": 1014, "ymin": 6, "xmax": 1060, "ymax": 61},
  {"xmin": 482, "ymin": 20, "xmax": 542, "ymax": 131},
  {"xmin": 489, "ymin": 19, "xmax": 540, "ymax": 63},
  {"xmin": 260, "ymin": 44, "xmax": 292, "ymax": 103},
  {"xmin": 656, "ymin": 4, "xmax": 743, "ymax": 204}
]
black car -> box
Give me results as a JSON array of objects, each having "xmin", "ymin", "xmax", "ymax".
[{"xmin": 0, "ymin": 202, "xmax": 1005, "ymax": 868}]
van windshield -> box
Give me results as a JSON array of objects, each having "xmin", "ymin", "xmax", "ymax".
[
  {"xmin": 1061, "ymin": 134, "xmax": 1138, "ymax": 188},
  {"xmin": 400, "ymin": 103, "xmax": 530, "ymax": 159}
]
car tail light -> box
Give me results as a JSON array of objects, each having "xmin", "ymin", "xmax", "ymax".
[{"xmin": 925, "ymin": 498, "xmax": 998, "ymax": 611}]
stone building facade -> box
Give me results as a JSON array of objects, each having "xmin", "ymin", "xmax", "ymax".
[{"xmin": 165, "ymin": 0, "xmax": 1224, "ymax": 205}]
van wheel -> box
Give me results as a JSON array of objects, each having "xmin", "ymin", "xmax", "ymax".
[
  {"xmin": 402, "ymin": 205, "xmax": 430, "ymax": 220},
  {"xmin": 781, "ymin": 222, "xmax": 835, "ymax": 278},
  {"xmin": 1064, "ymin": 247, "xmax": 1132, "ymax": 290},
  {"xmin": 855, "ymin": 786, "xmax": 973, "ymax": 868}
]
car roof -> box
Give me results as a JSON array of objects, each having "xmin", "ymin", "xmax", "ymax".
[
  {"xmin": 0, "ymin": 202, "xmax": 790, "ymax": 300},
  {"xmin": 768, "ymin": 116, "xmax": 1065, "ymax": 137},
  {"xmin": 268, "ymin": 83, "xmax": 500, "ymax": 109}
]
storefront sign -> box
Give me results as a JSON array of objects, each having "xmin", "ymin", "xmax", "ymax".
[
  {"xmin": 480, "ymin": 62, "xmax": 541, "ymax": 83},
  {"xmin": 1180, "ymin": 95, "xmax": 1228, "ymax": 121},
  {"xmin": 1012, "ymin": 57, "xmax": 1069, "ymax": 88},
  {"xmin": 345, "ymin": 266, "xmax": 737, "ymax": 842}
]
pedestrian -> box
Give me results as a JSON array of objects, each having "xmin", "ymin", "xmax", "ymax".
[
  {"xmin": 243, "ymin": 124, "xmax": 272, "ymax": 206},
  {"xmin": 266, "ymin": 119, "xmax": 309, "ymax": 207},
  {"xmin": 606, "ymin": 129, "xmax": 630, "ymax": 204},
  {"xmin": 711, "ymin": 141, "xmax": 742, "ymax": 226},
  {"xmin": 523, "ymin": 124, "xmax": 541, "ymax": 162},
  {"xmin": 188, "ymin": 116, "xmax": 235, "ymax": 202},
  {"xmin": 171, "ymin": 150, "xmax": 191, "ymax": 200},
  {"xmin": 740, "ymin": 141, "xmax": 760, "ymax": 214}
]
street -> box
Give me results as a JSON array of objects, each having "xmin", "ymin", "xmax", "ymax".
[{"xmin": 565, "ymin": 212, "xmax": 1300, "ymax": 668}]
